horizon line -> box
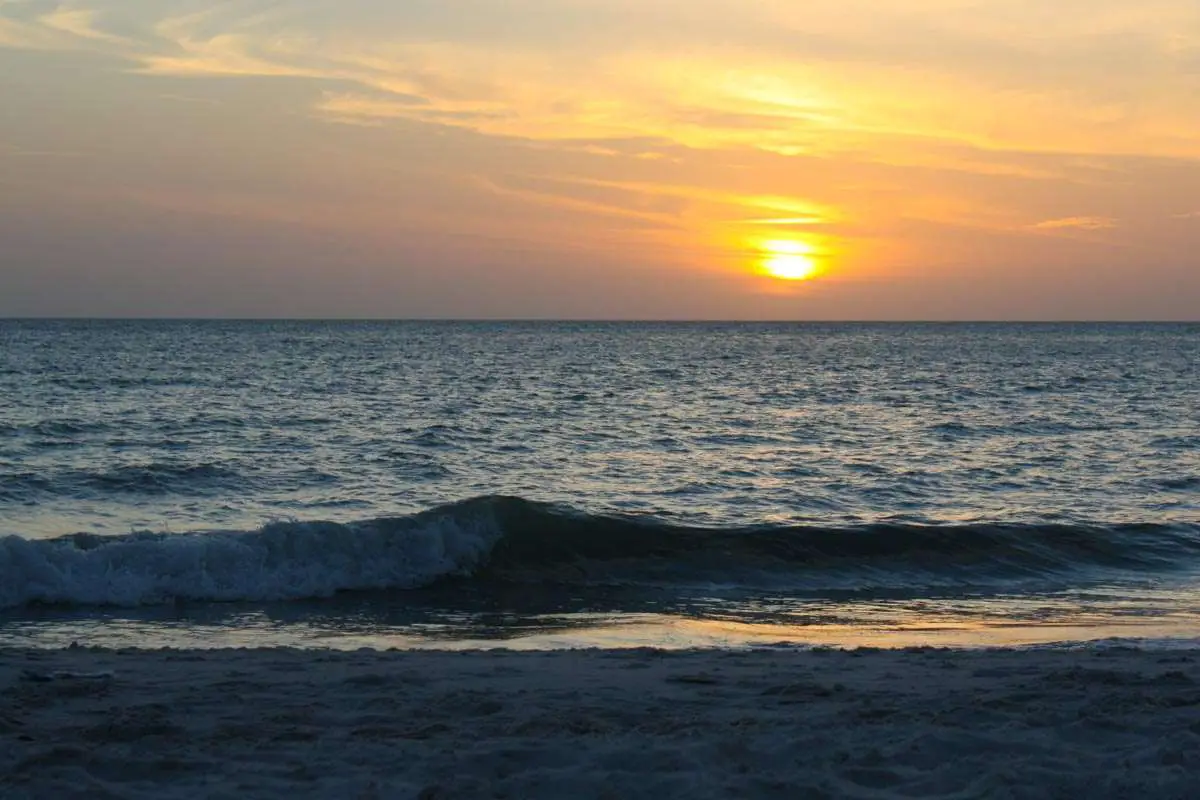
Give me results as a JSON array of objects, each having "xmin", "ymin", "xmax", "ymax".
[{"xmin": 1, "ymin": 317, "xmax": 1198, "ymax": 325}]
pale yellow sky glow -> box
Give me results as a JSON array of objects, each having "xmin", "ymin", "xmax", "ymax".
[{"xmin": 1, "ymin": 0, "xmax": 1198, "ymax": 318}]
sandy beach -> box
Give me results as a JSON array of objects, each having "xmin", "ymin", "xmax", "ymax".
[{"xmin": 2, "ymin": 645, "xmax": 1198, "ymax": 799}]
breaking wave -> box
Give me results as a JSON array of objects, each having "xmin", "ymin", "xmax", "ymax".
[{"xmin": 3, "ymin": 496, "xmax": 1200, "ymax": 608}]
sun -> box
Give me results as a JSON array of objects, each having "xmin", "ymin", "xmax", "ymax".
[{"xmin": 758, "ymin": 239, "xmax": 822, "ymax": 281}]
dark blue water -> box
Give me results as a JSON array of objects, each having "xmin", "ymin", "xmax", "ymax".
[{"xmin": 1, "ymin": 321, "xmax": 1198, "ymax": 649}]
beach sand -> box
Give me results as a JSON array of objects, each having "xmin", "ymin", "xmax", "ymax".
[{"xmin": 2, "ymin": 645, "xmax": 1198, "ymax": 799}]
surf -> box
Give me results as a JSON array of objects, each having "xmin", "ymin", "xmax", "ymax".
[{"xmin": 3, "ymin": 496, "xmax": 1200, "ymax": 609}]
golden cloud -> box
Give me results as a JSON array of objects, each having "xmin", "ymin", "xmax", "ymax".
[{"xmin": 1032, "ymin": 217, "xmax": 1119, "ymax": 231}]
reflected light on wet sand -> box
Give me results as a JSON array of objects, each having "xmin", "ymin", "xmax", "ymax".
[{"xmin": 4, "ymin": 610, "xmax": 1200, "ymax": 652}]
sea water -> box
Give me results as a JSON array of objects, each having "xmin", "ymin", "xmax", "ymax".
[{"xmin": 1, "ymin": 320, "xmax": 1198, "ymax": 649}]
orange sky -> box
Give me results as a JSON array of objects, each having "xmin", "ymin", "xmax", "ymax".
[{"xmin": 2, "ymin": 0, "xmax": 1199, "ymax": 318}]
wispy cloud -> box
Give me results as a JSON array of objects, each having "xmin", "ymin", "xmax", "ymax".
[
  {"xmin": 3, "ymin": 1, "xmax": 1198, "ymax": 165},
  {"xmin": 0, "ymin": 140, "xmax": 83, "ymax": 158},
  {"xmin": 38, "ymin": 6, "xmax": 130, "ymax": 45},
  {"xmin": 1032, "ymin": 216, "xmax": 1119, "ymax": 231}
]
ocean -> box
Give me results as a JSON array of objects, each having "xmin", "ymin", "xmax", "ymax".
[{"xmin": 1, "ymin": 320, "xmax": 1198, "ymax": 650}]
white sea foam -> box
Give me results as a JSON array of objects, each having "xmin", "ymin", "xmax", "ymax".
[{"xmin": 0, "ymin": 509, "xmax": 503, "ymax": 608}]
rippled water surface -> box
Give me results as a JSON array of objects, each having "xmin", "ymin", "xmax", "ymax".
[
  {"xmin": 4, "ymin": 320, "xmax": 1198, "ymax": 533},
  {"xmin": 1, "ymin": 321, "xmax": 1198, "ymax": 648}
]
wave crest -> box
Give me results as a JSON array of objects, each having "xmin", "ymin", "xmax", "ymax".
[
  {"xmin": 0, "ymin": 499, "xmax": 504, "ymax": 608},
  {"xmin": 2, "ymin": 496, "xmax": 1199, "ymax": 608}
]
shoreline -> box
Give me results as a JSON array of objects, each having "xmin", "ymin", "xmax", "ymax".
[
  {"xmin": 4, "ymin": 605, "xmax": 1199, "ymax": 653},
  {"xmin": 3, "ymin": 644, "xmax": 1198, "ymax": 798}
]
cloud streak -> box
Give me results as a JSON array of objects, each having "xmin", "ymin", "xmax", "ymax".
[
  {"xmin": 3, "ymin": 1, "xmax": 1198, "ymax": 162},
  {"xmin": 1032, "ymin": 217, "xmax": 1119, "ymax": 231}
]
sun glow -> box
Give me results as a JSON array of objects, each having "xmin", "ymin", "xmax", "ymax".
[{"xmin": 758, "ymin": 239, "xmax": 822, "ymax": 281}]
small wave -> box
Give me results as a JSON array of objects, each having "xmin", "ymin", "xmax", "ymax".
[
  {"xmin": 1155, "ymin": 476, "xmax": 1200, "ymax": 491},
  {"xmin": 81, "ymin": 463, "xmax": 246, "ymax": 496},
  {"xmin": 31, "ymin": 419, "xmax": 108, "ymax": 436},
  {"xmin": 375, "ymin": 450, "xmax": 453, "ymax": 480},
  {"xmin": 406, "ymin": 424, "xmax": 467, "ymax": 449},
  {"xmin": 0, "ymin": 500, "xmax": 503, "ymax": 608},
  {"xmin": 106, "ymin": 376, "xmax": 200, "ymax": 389},
  {"xmin": 0, "ymin": 419, "xmax": 109, "ymax": 437},
  {"xmin": 0, "ymin": 463, "xmax": 250, "ymax": 502},
  {"xmin": 1151, "ymin": 435, "xmax": 1200, "ymax": 450},
  {"xmin": 929, "ymin": 422, "xmax": 978, "ymax": 438},
  {"xmin": 0, "ymin": 472, "xmax": 52, "ymax": 503},
  {"xmin": 2, "ymin": 496, "xmax": 1199, "ymax": 609},
  {"xmin": 695, "ymin": 433, "xmax": 784, "ymax": 447}
]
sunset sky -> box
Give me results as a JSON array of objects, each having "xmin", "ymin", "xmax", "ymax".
[{"xmin": 2, "ymin": 0, "xmax": 1198, "ymax": 319}]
